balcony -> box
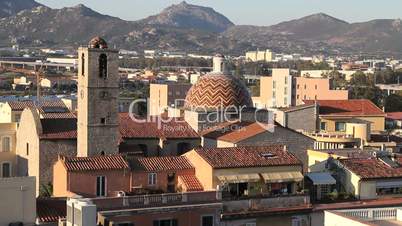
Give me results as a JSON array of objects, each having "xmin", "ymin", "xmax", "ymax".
[
  {"xmin": 90, "ymin": 191, "xmax": 311, "ymax": 215},
  {"xmin": 304, "ymin": 132, "xmax": 359, "ymax": 143}
]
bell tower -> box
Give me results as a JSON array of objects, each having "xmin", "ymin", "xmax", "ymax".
[{"xmin": 77, "ymin": 37, "xmax": 119, "ymax": 157}]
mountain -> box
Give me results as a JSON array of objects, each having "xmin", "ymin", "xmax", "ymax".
[
  {"xmin": 223, "ymin": 14, "xmax": 402, "ymax": 55},
  {"xmin": 0, "ymin": 0, "xmax": 42, "ymax": 18},
  {"xmin": 270, "ymin": 13, "xmax": 349, "ymax": 39},
  {"xmin": 0, "ymin": 1, "xmax": 401, "ymax": 56},
  {"xmin": 140, "ymin": 1, "xmax": 234, "ymax": 32}
]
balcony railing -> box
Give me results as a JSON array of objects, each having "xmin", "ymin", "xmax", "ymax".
[
  {"xmin": 223, "ymin": 194, "xmax": 310, "ymax": 212},
  {"xmin": 90, "ymin": 191, "xmax": 310, "ymax": 212},
  {"xmin": 336, "ymin": 207, "xmax": 398, "ymax": 221},
  {"xmin": 91, "ymin": 191, "xmax": 218, "ymax": 211}
]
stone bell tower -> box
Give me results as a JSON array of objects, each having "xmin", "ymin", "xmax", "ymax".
[{"xmin": 77, "ymin": 37, "xmax": 119, "ymax": 157}]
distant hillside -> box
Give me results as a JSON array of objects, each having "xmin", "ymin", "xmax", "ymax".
[
  {"xmin": 0, "ymin": 0, "xmax": 42, "ymax": 18},
  {"xmin": 0, "ymin": 1, "xmax": 401, "ymax": 56},
  {"xmin": 141, "ymin": 1, "xmax": 234, "ymax": 32}
]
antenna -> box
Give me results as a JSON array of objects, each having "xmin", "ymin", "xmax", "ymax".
[{"xmin": 36, "ymin": 62, "xmax": 44, "ymax": 104}]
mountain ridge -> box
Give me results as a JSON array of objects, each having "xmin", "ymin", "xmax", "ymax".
[{"xmin": 0, "ymin": 1, "xmax": 402, "ymax": 56}]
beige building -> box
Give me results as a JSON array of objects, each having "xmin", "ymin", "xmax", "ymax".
[
  {"xmin": 246, "ymin": 49, "xmax": 276, "ymax": 62},
  {"xmin": 253, "ymin": 69, "xmax": 293, "ymax": 108},
  {"xmin": 253, "ymin": 70, "xmax": 349, "ymax": 109},
  {"xmin": 0, "ymin": 123, "xmax": 17, "ymax": 178},
  {"xmin": 149, "ymin": 83, "xmax": 192, "ymax": 116},
  {"xmin": 0, "ymin": 176, "xmax": 36, "ymax": 226},
  {"xmin": 16, "ymin": 107, "xmax": 77, "ymax": 195},
  {"xmin": 294, "ymin": 77, "xmax": 349, "ymax": 105},
  {"xmin": 335, "ymin": 157, "xmax": 402, "ymax": 200},
  {"xmin": 304, "ymin": 99, "xmax": 385, "ymax": 133}
]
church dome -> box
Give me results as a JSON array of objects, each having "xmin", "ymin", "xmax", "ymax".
[
  {"xmin": 184, "ymin": 73, "xmax": 252, "ymax": 110},
  {"xmin": 89, "ymin": 36, "xmax": 108, "ymax": 49}
]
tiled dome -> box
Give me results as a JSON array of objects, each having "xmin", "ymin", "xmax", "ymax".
[{"xmin": 184, "ymin": 73, "xmax": 252, "ymax": 110}]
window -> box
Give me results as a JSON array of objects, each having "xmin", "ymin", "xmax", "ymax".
[
  {"xmin": 284, "ymin": 87, "xmax": 288, "ymax": 95},
  {"xmin": 284, "ymin": 77, "xmax": 288, "ymax": 85},
  {"xmin": 315, "ymin": 85, "xmax": 318, "ymax": 90},
  {"xmin": 100, "ymin": 118, "xmax": 106, "ymax": 124},
  {"xmin": 2, "ymin": 162, "xmax": 11, "ymax": 177},
  {"xmin": 148, "ymin": 173, "xmax": 157, "ymax": 186},
  {"xmin": 335, "ymin": 122, "xmax": 346, "ymax": 132},
  {"xmin": 2, "ymin": 137, "xmax": 10, "ymax": 152},
  {"xmin": 273, "ymin": 81, "xmax": 276, "ymax": 89},
  {"xmin": 153, "ymin": 219, "xmax": 178, "ymax": 226},
  {"xmin": 26, "ymin": 143, "xmax": 29, "ymax": 156},
  {"xmin": 14, "ymin": 113, "xmax": 21, "ymax": 122},
  {"xmin": 304, "ymin": 85, "xmax": 307, "ymax": 89},
  {"xmin": 292, "ymin": 217, "xmax": 302, "ymax": 226},
  {"xmin": 297, "ymin": 84, "xmax": 300, "ymax": 89},
  {"xmin": 296, "ymin": 95, "xmax": 300, "ymax": 100},
  {"xmin": 201, "ymin": 216, "xmax": 214, "ymax": 226},
  {"xmin": 284, "ymin": 97, "xmax": 288, "ymax": 105},
  {"xmin": 81, "ymin": 53, "xmax": 85, "ymax": 76},
  {"xmin": 99, "ymin": 54, "xmax": 108, "ymax": 79},
  {"xmin": 96, "ymin": 176, "xmax": 106, "ymax": 197},
  {"xmin": 272, "ymin": 91, "xmax": 276, "ymax": 98},
  {"xmin": 320, "ymin": 122, "xmax": 327, "ymax": 131}
]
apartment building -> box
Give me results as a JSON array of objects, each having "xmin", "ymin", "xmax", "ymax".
[
  {"xmin": 253, "ymin": 69, "xmax": 293, "ymax": 108},
  {"xmin": 149, "ymin": 83, "xmax": 192, "ymax": 116},
  {"xmin": 245, "ymin": 49, "xmax": 276, "ymax": 62},
  {"xmin": 252, "ymin": 69, "xmax": 349, "ymax": 109}
]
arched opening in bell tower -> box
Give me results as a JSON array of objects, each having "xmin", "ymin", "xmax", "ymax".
[{"xmin": 99, "ymin": 54, "xmax": 108, "ymax": 79}]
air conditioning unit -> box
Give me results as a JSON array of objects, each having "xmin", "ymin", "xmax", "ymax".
[{"xmin": 66, "ymin": 198, "xmax": 96, "ymax": 226}]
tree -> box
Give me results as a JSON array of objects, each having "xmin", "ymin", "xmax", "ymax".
[{"xmin": 384, "ymin": 94, "xmax": 402, "ymax": 112}]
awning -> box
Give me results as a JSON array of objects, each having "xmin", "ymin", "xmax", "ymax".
[
  {"xmin": 217, "ymin": 174, "xmax": 261, "ymax": 184},
  {"xmin": 376, "ymin": 181, "xmax": 402, "ymax": 189},
  {"xmin": 261, "ymin": 172, "xmax": 304, "ymax": 183},
  {"xmin": 306, "ymin": 172, "xmax": 336, "ymax": 185}
]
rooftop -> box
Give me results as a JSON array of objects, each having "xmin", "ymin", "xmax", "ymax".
[
  {"xmin": 119, "ymin": 113, "xmax": 199, "ymax": 139},
  {"xmin": 304, "ymin": 99, "xmax": 385, "ymax": 116},
  {"xmin": 202, "ymin": 121, "xmax": 268, "ymax": 143},
  {"xmin": 339, "ymin": 157, "xmax": 402, "ymax": 180},
  {"xmin": 39, "ymin": 113, "xmax": 199, "ymax": 140},
  {"xmin": 60, "ymin": 155, "xmax": 130, "ymax": 172},
  {"xmin": 36, "ymin": 198, "xmax": 66, "ymax": 223},
  {"xmin": 387, "ymin": 112, "xmax": 402, "ymax": 121},
  {"xmin": 129, "ymin": 156, "xmax": 194, "ymax": 172},
  {"xmin": 194, "ymin": 145, "xmax": 301, "ymax": 169}
]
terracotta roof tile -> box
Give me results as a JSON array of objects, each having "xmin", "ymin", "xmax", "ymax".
[
  {"xmin": 38, "ymin": 113, "xmax": 199, "ymax": 140},
  {"xmin": 129, "ymin": 156, "xmax": 194, "ymax": 172},
  {"xmin": 119, "ymin": 113, "xmax": 199, "ymax": 139},
  {"xmin": 217, "ymin": 122, "xmax": 268, "ymax": 143},
  {"xmin": 340, "ymin": 157, "xmax": 402, "ymax": 180},
  {"xmin": 195, "ymin": 145, "xmax": 301, "ymax": 169},
  {"xmin": 39, "ymin": 118, "xmax": 77, "ymax": 139},
  {"xmin": 304, "ymin": 99, "xmax": 384, "ymax": 116},
  {"xmin": 36, "ymin": 198, "xmax": 66, "ymax": 223},
  {"xmin": 179, "ymin": 175, "xmax": 203, "ymax": 191},
  {"xmin": 387, "ymin": 112, "xmax": 402, "ymax": 121},
  {"xmin": 61, "ymin": 155, "xmax": 130, "ymax": 172},
  {"xmin": 8, "ymin": 100, "xmax": 67, "ymax": 111}
]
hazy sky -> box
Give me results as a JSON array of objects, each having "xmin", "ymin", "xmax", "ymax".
[{"xmin": 36, "ymin": 0, "xmax": 402, "ymax": 26}]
